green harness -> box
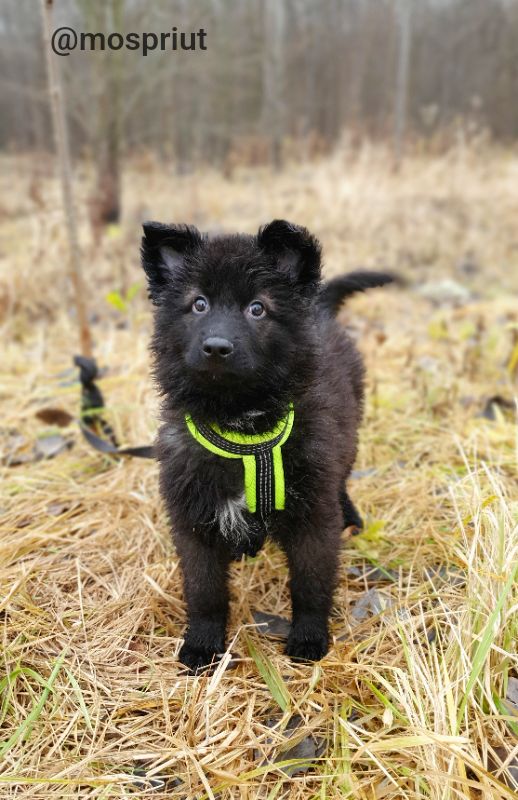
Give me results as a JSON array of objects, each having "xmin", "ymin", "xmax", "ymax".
[{"xmin": 185, "ymin": 404, "xmax": 295, "ymax": 519}]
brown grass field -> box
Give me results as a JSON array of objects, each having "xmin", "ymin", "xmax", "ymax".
[{"xmin": 1, "ymin": 142, "xmax": 518, "ymax": 798}]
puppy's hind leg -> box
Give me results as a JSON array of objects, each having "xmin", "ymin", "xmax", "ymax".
[{"xmin": 339, "ymin": 487, "xmax": 363, "ymax": 531}]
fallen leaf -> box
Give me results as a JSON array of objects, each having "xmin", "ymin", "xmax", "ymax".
[
  {"xmin": 350, "ymin": 467, "xmax": 378, "ymax": 480},
  {"xmin": 3, "ymin": 431, "xmax": 74, "ymax": 466},
  {"xmin": 419, "ymin": 279, "xmax": 472, "ymax": 307},
  {"xmin": 350, "ymin": 588, "xmax": 394, "ymax": 624},
  {"xmin": 424, "ymin": 565, "xmax": 466, "ymax": 587},
  {"xmin": 253, "ymin": 611, "xmax": 291, "ymax": 640},
  {"xmin": 125, "ymin": 638, "xmax": 147, "ymax": 665},
  {"xmin": 254, "ymin": 714, "xmax": 323, "ymax": 777},
  {"xmin": 506, "ymin": 677, "xmax": 518, "ymax": 711},
  {"xmin": 478, "ymin": 395, "xmax": 514, "ymax": 421},
  {"xmin": 346, "ymin": 565, "xmax": 398, "ymax": 583},
  {"xmin": 45, "ymin": 502, "xmax": 69, "ymax": 516},
  {"xmin": 34, "ymin": 434, "xmax": 73, "ymax": 459},
  {"xmin": 487, "ymin": 746, "xmax": 518, "ymax": 789},
  {"xmin": 1, "ymin": 432, "xmax": 34, "ymax": 465},
  {"xmin": 276, "ymin": 734, "xmax": 317, "ymax": 776},
  {"xmin": 416, "ymin": 355, "xmax": 440, "ymax": 372},
  {"xmin": 459, "ymin": 395, "xmax": 476, "ymax": 408},
  {"xmin": 132, "ymin": 767, "xmax": 168, "ymax": 792},
  {"xmin": 426, "ymin": 627, "xmax": 438, "ymax": 644},
  {"xmin": 35, "ymin": 407, "xmax": 74, "ymax": 427},
  {"xmin": 456, "ymin": 255, "xmax": 479, "ymax": 276}
]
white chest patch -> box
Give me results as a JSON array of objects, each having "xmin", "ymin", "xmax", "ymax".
[
  {"xmin": 163, "ymin": 424, "xmax": 250, "ymax": 544},
  {"xmin": 216, "ymin": 493, "xmax": 247, "ymax": 542}
]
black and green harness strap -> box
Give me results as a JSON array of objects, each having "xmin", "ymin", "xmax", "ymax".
[
  {"xmin": 185, "ymin": 405, "xmax": 295, "ymax": 521},
  {"xmin": 74, "ymin": 355, "xmax": 294, "ymax": 521}
]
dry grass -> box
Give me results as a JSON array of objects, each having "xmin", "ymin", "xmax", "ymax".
[{"xmin": 1, "ymin": 143, "xmax": 518, "ymax": 798}]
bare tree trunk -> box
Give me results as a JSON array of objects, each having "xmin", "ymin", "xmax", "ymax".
[
  {"xmin": 262, "ymin": 0, "xmax": 285, "ymax": 169},
  {"xmin": 93, "ymin": 0, "xmax": 122, "ymax": 232},
  {"xmin": 393, "ymin": 0, "xmax": 412, "ymax": 167},
  {"xmin": 40, "ymin": 0, "xmax": 92, "ymax": 357},
  {"xmin": 102, "ymin": 0, "xmax": 123, "ymax": 223}
]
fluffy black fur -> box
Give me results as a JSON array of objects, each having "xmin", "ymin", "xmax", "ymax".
[{"xmin": 141, "ymin": 219, "xmax": 393, "ymax": 671}]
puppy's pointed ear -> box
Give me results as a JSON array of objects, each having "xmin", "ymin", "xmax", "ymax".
[
  {"xmin": 258, "ymin": 219, "xmax": 321, "ymax": 293},
  {"xmin": 141, "ymin": 222, "xmax": 202, "ymax": 304}
]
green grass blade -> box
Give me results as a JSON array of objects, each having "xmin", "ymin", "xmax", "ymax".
[
  {"xmin": 0, "ymin": 668, "xmax": 23, "ymax": 728},
  {"xmin": 364, "ymin": 680, "xmax": 409, "ymax": 725},
  {"xmin": 492, "ymin": 692, "xmax": 518, "ymax": 737},
  {"xmin": 64, "ymin": 666, "xmax": 93, "ymax": 734},
  {"xmin": 456, "ymin": 562, "xmax": 518, "ymax": 733},
  {"xmin": 0, "ymin": 651, "xmax": 66, "ymax": 758},
  {"xmin": 246, "ymin": 635, "xmax": 291, "ymax": 712}
]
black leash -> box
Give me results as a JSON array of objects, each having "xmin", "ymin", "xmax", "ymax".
[{"xmin": 74, "ymin": 355, "xmax": 155, "ymax": 459}]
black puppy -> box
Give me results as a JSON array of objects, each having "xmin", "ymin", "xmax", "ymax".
[{"xmin": 141, "ymin": 220, "xmax": 393, "ymax": 670}]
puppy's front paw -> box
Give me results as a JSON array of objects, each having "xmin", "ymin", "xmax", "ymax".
[
  {"xmin": 179, "ymin": 641, "xmax": 222, "ymax": 673},
  {"xmin": 286, "ymin": 622, "xmax": 329, "ymax": 662}
]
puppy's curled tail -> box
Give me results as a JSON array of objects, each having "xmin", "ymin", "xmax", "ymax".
[{"xmin": 319, "ymin": 270, "xmax": 398, "ymax": 316}]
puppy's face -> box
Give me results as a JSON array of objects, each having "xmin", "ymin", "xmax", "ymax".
[{"xmin": 141, "ymin": 220, "xmax": 322, "ymax": 410}]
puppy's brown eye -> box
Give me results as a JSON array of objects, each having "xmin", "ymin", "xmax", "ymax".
[
  {"xmin": 192, "ymin": 296, "xmax": 209, "ymax": 314},
  {"xmin": 247, "ymin": 301, "xmax": 265, "ymax": 319}
]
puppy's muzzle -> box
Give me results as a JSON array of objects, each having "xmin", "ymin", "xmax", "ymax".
[{"xmin": 202, "ymin": 337, "xmax": 234, "ymax": 359}]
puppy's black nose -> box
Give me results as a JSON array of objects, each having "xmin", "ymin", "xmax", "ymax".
[{"xmin": 202, "ymin": 337, "xmax": 234, "ymax": 358}]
